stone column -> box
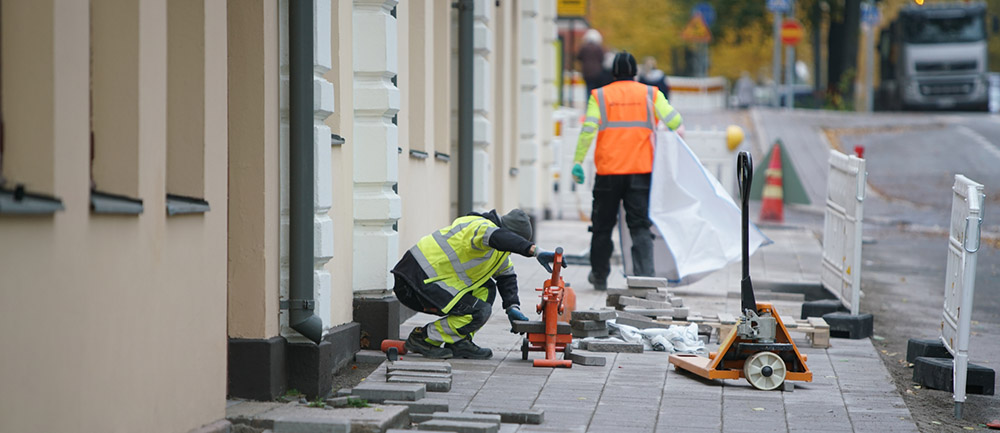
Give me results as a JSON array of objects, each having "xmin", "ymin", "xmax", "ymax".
[{"xmin": 518, "ymin": 0, "xmax": 540, "ymax": 217}]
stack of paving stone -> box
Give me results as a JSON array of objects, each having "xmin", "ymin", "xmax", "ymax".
[
  {"xmin": 384, "ymin": 408, "xmax": 544, "ymax": 432},
  {"xmin": 606, "ymin": 276, "xmax": 689, "ymax": 321},
  {"xmin": 383, "ymin": 360, "xmax": 453, "ymax": 392},
  {"xmin": 567, "ymin": 308, "xmax": 644, "ymax": 358}
]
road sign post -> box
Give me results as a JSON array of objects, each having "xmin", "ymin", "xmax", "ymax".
[
  {"xmin": 861, "ymin": 1, "xmax": 880, "ymax": 112},
  {"xmin": 780, "ymin": 18, "xmax": 803, "ymax": 109},
  {"xmin": 681, "ymin": 12, "xmax": 712, "ymax": 77},
  {"xmin": 768, "ymin": 0, "xmax": 791, "ymax": 107}
]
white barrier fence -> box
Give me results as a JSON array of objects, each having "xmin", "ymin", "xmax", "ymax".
[
  {"xmin": 941, "ymin": 175, "xmax": 985, "ymax": 418},
  {"xmin": 666, "ymin": 76, "xmax": 728, "ymax": 113},
  {"xmin": 683, "ymin": 127, "xmax": 737, "ymax": 197},
  {"xmin": 820, "ymin": 150, "xmax": 866, "ymax": 316}
]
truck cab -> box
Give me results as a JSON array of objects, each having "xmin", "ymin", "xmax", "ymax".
[{"xmin": 877, "ymin": 3, "xmax": 989, "ymax": 111}]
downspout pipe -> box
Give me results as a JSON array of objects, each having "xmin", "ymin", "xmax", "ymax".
[
  {"xmin": 457, "ymin": 0, "xmax": 474, "ymax": 215},
  {"xmin": 289, "ymin": 0, "xmax": 322, "ymax": 344}
]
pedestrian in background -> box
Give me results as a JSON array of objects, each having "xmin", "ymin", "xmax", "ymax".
[
  {"xmin": 638, "ymin": 56, "xmax": 671, "ymax": 101},
  {"xmin": 577, "ymin": 29, "xmax": 612, "ymax": 97},
  {"xmin": 734, "ymin": 71, "xmax": 755, "ymax": 108},
  {"xmin": 571, "ymin": 52, "xmax": 684, "ymax": 290},
  {"xmin": 391, "ymin": 209, "xmax": 563, "ymax": 359}
]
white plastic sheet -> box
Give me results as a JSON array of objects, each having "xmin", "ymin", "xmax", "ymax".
[
  {"xmin": 642, "ymin": 130, "xmax": 771, "ymax": 284},
  {"xmin": 601, "ymin": 320, "xmax": 707, "ymax": 355}
]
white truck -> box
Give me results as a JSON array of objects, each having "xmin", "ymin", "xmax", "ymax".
[{"xmin": 876, "ymin": 2, "xmax": 992, "ymax": 111}]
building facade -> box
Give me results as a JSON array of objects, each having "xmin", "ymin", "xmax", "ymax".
[{"xmin": 1, "ymin": 0, "xmax": 557, "ymax": 431}]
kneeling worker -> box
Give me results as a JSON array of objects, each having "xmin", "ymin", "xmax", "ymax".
[{"xmin": 391, "ymin": 209, "xmax": 563, "ymax": 359}]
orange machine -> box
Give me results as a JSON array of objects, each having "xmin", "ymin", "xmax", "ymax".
[
  {"xmin": 669, "ymin": 151, "xmax": 811, "ymax": 390},
  {"xmin": 521, "ymin": 247, "xmax": 573, "ymax": 368}
]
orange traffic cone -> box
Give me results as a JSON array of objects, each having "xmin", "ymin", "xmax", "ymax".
[{"xmin": 759, "ymin": 143, "xmax": 784, "ymax": 223}]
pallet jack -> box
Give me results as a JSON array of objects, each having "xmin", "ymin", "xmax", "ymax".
[
  {"xmin": 521, "ymin": 247, "xmax": 573, "ymax": 368},
  {"xmin": 669, "ymin": 151, "xmax": 812, "ymax": 390}
]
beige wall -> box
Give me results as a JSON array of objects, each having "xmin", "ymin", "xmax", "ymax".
[
  {"xmin": 227, "ymin": 0, "xmax": 281, "ymax": 339},
  {"xmin": 396, "ymin": 0, "xmax": 453, "ymax": 249},
  {"xmin": 0, "ymin": 0, "xmax": 228, "ymax": 432},
  {"xmin": 326, "ymin": 0, "xmax": 356, "ymax": 323}
]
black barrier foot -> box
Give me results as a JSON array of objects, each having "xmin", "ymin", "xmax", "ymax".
[
  {"xmin": 913, "ymin": 356, "xmax": 995, "ymax": 396},
  {"xmin": 905, "ymin": 338, "xmax": 952, "ymax": 363},
  {"xmin": 822, "ymin": 312, "xmax": 873, "ymax": 339},
  {"xmin": 800, "ymin": 299, "xmax": 847, "ymax": 320}
]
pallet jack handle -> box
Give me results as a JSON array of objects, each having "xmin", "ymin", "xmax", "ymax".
[{"xmin": 737, "ymin": 151, "xmax": 757, "ymax": 314}]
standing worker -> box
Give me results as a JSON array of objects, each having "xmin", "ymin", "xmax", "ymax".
[
  {"xmin": 391, "ymin": 209, "xmax": 564, "ymax": 359},
  {"xmin": 571, "ymin": 51, "xmax": 684, "ymax": 290}
]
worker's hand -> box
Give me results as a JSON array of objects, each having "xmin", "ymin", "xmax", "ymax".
[
  {"xmin": 571, "ymin": 163, "xmax": 585, "ymax": 184},
  {"xmin": 535, "ymin": 250, "xmax": 568, "ymax": 273},
  {"xmin": 675, "ymin": 124, "xmax": 686, "ymax": 140},
  {"xmin": 506, "ymin": 305, "xmax": 529, "ymax": 334}
]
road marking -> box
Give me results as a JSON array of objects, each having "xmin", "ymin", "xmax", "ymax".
[{"xmin": 954, "ymin": 124, "xmax": 1000, "ymax": 163}]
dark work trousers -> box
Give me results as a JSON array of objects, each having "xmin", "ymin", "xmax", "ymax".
[
  {"xmin": 393, "ymin": 274, "xmax": 496, "ymax": 339},
  {"xmin": 589, "ymin": 173, "xmax": 655, "ymax": 281}
]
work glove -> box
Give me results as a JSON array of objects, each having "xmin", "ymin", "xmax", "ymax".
[
  {"xmin": 506, "ymin": 305, "xmax": 530, "ymax": 334},
  {"xmin": 571, "ymin": 163, "xmax": 585, "ymax": 184},
  {"xmin": 535, "ymin": 249, "xmax": 568, "ymax": 273}
]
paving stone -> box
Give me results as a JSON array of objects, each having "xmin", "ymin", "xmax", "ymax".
[
  {"xmin": 335, "ymin": 389, "xmax": 352, "ymax": 397},
  {"xmin": 386, "ymin": 360, "xmax": 452, "ymax": 374},
  {"xmin": 571, "ymin": 327, "xmax": 609, "ymax": 338},
  {"xmin": 324, "ymin": 396, "xmax": 349, "ymax": 408},
  {"xmin": 622, "ymin": 306, "xmax": 674, "ymax": 317},
  {"xmin": 428, "ymin": 412, "xmax": 501, "ymax": 425},
  {"xmin": 382, "ymin": 397, "xmax": 450, "ymax": 414},
  {"xmin": 645, "ymin": 291, "xmax": 670, "ymax": 302},
  {"xmin": 417, "ymin": 420, "xmax": 499, "ymax": 433},
  {"xmin": 669, "ymin": 297, "xmax": 684, "ymax": 307},
  {"xmin": 613, "ymin": 316, "xmax": 671, "ymax": 330},
  {"xmin": 272, "ymin": 419, "xmax": 351, "ymax": 433},
  {"xmin": 570, "ymin": 309, "xmax": 617, "ymax": 321},
  {"xmin": 351, "ymin": 382, "xmax": 426, "ymax": 402},
  {"xmin": 607, "ymin": 288, "xmax": 657, "ymax": 298},
  {"xmin": 671, "ymin": 307, "xmax": 690, "ymax": 320},
  {"xmin": 387, "ymin": 375, "xmax": 452, "ymax": 392},
  {"xmin": 566, "ymin": 350, "xmax": 608, "ymax": 366},
  {"xmin": 618, "ymin": 296, "xmax": 672, "ymax": 309},
  {"xmin": 626, "ymin": 276, "xmax": 668, "ymax": 288},
  {"xmin": 569, "ymin": 319, "xmax": 607, "ymax": 330},
  {"xmin": 472, "ymin": 408, "xmax": 544, "ymax": 424},
  {"xmin": 510, "ymin": 320, "xmax": 572, "ymax": 334},
  {"xmin": 586, "ymin": 340, "xmax": 643, "ymax": 353},
  {"xmin": 387, "ymin": 371, "xmax": 453, "ymax": 380},
  {"xmin": 354, "ymin": 349, "xmax": 387, "ymax": 364}
]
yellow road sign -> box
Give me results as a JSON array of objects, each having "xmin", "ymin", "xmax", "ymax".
[
  {"xmin": 681, "ymin": 13, "xmax": 712, "ymax": 43},
  {"xmin": 557, "ymin": 0, "xmax": 587, "ymax": 18}
]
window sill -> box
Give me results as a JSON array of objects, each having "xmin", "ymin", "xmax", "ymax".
[
  {"xmin": 166, "ymin": 194, "xmax": 210, "ymax": 216},
  {"xmin": 0, "ymin": 185, "xmax": 64, "ymax": 215},
  {"xmin": 91, "ymin": 189, "xmax": 143, "ymax": 215}
]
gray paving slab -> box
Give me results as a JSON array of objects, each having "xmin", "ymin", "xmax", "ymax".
[{"xmin": 380, "ymin": 209, "xmax": 919, "ymax": 433}]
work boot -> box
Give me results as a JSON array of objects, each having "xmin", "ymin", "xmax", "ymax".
[
  {"xmin": 588, "ymin": 271, "xmax": 607, "ymax": 291},
  {"xmin": 446, "ymin": 339, "xmax": 493, "ymax": 359},
  {"xmin": 404, "ymin": 327, "xmax": 453, "ymax": 359}
]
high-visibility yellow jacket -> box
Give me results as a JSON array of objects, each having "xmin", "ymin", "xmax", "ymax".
[
  {"xmin": 399, "ymin": 213, "xmax": 526, "ymax": 313},
  {"xmin": 575, "ymin": 80, "xmax": 682, "ymax": 175}
]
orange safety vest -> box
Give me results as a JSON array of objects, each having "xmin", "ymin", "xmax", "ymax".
[{"xmin": 592, "ymin": 81, "xmax": 658, "ymax": 175}]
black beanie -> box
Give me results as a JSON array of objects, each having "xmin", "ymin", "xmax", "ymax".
[
  {"xmin": 500, "ymin": 209, "xmax": 532, "ymax": 241},
  {"xmin": 612, "ymin": 51, "xmax": 637, "ymax": 79}
]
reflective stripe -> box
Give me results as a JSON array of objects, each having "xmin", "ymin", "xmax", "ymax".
[
  {"xmin": 604, "ymin": 120, "xmax": 654, "ymax": 129},
  {"xmin": 646, "ymin": 86, "xmax": 655, "ymax": 125},
  {"xmin": 581, "ymin": 125, "xmax": 596, "ymax": 133},
  {"xmin": 663, "ymin": 109, "xmax": 679, "ymax": 124},
  {"xmin": 481, "ymin": 225, "xmax": 498, "ymax": 248},
  {"xmin": 584, "ymin": 116, "xmax": 600, "ymax": 125},
  {"xmin": 470, "ymin": 224, "xmax": 487, "ymax": 251},
  {"xmin": 596, "ymin": 89, "xmax": 607, "ymax": 131},
  {"xmin": 432, "ymin": 229, "xmax": 475, "ymax": 286}
]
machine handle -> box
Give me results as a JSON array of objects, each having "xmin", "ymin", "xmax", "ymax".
[{"xmin": 737, "ymin": 151, "xmax": 757, "ymax": 314}]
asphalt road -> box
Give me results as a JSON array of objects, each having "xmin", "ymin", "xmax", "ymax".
[{"xmin": 743, "ymin": 108, "xmax": 1000, "ymax": 431}]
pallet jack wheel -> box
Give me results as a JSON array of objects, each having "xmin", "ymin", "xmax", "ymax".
[
  {"xmin": 744, "ymin": 351, "xmax": 787, "ymax": 390},
  {"xmin": 521, "ymin": 337, "xmax": 529, "ymax": 361}
]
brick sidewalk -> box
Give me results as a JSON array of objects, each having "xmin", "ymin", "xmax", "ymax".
[{"xmin": 375, "ymin": 218, "xmax": 919, "ymax": 433}]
